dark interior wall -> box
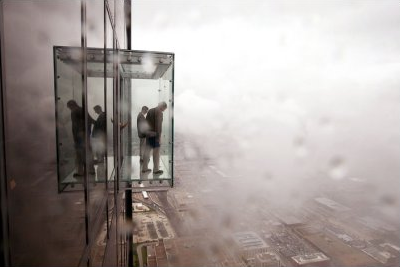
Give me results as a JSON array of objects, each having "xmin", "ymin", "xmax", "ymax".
[
  {"xmin": 2, "ymin": 2, "xmax": 83, "ymax": 265},
  {"xmin": 1, "ymin": 2, "xmax": 11, "ymax": 265},
  {"xmin": 1, "ymin": 0, "xmax": 129, "ymax": 265},
  {"xmin": 3, "ymin": 0, "xmax": 81, "ymax": 185},
  {"xmin": 1, "ymin": 1, "xmax": 102, "ymax": 266}
]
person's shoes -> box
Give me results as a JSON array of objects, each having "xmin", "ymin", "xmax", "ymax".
[
  {"xmin": 153, "ymin": 170, "xmax": 163, "ymax": 175},
  {"xmin": 142, "ymin": 169, "xmax": 151, "ymax": 173},
  {"xmin": 140, "ymin": 159, "xmax": 144, "ymax": 163}
]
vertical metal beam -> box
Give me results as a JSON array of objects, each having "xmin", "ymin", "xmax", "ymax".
[
  {"xmin": 124, "ymin": 1, "xmax": 134, "ymax": 266},
  {"xmin": 126, "ymin": 188, "xmax": 133, "ymax": 266},
  {"xmin": 0, "ymin": 1, "xmax": 11, "ymax": 265},
  {"xmin": 171, "ymin": 54, "xmax": 175, "ymax": 187},
  {"xmin": 103, "ymin": 0, "xmax": 110, "ymax": 241},
  {"xmin": 111, "ymin": 1, "xmax": 119, "ymax": 263},
  {"xmin": 125, "ymin": 0, "xmax": 131, "ymax": 50},
  {"xmin": 81, "ymin": 0, "xmax": 91, "ymax": 266}
]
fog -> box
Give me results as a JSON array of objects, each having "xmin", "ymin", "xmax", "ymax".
[
  {"xmin": 0, "ymin": 1, "xmax": 399, "ymax": 265},
  {"xmin": 132, "ymin": 0, "xmax": 400, "ymax": 224}
]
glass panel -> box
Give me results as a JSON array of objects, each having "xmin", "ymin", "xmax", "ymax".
[
  {"xmin": 55, "ymin": 46, "xmax": 116, "ymax": 187},
  {"xmin": 106, "ymin": 14, "xmax": 115, "ymax": 186},
  {"xmin": 0, "ymin": 6, "xmax": 9, "ymax": 263},
  {"xmin": 106, "ymin": 0, "xmax": 115, "ymax": 26},
  {"xmin": 55, "ymin": 48, "xmax": 174, "ymax": 187},
  {"xmin": 115, "ymin": 0, "xmax": 125, "ymax": 47},
  {"xmin": 120, "ymin": 74, "xmax": 130, "ymax": 165},
  {"xmin": 87, "ymin": 0, "xmax": 104, "ymax": 48},
  {"xmin": 160, "ymin": 62, "xmax": 174, "ymax": 182},
  {"xmin": 119, "ymin": 50, "xmax": 174, "ymax": 187},
  {"xmin": 55, "ymin": 45, "xmax": 117, "ymax": 263},
  {"xmin": 86, "ymin": 4, "xmax": 108, "ymax": 258},
  {"xmin": 55, "ymin": 47, "xmax": 84, "ymax": 191},
  {"xmin": 106, "ymin": 76, "xmax": 114, "ymax": 180},
  {"xmin": 3, "ymin": 1, "xmax": 86, "ymax": 266}
]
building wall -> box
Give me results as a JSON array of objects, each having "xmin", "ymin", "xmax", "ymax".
[
  {"xmin": 0, "ymin": 0, "xmax": 128, "ymax": 266},
  {"xmin": 0, "ymin": 2, "xmax": 10, "ymax": 264}
]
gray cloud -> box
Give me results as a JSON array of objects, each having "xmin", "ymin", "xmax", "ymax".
[{"xmin": 133, "ymin": 0, "xmax": 400, "ymax": 223}]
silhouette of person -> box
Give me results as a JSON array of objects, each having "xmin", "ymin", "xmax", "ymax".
[
  {"xmin": 92, "ymin": 105, "xmax": 106, "ymax": 163},
  {"xmin": 142, "ymin": 102, "xmax": 167, "ymax": 175},
  {"xmin": 137, "ymin": 106, "xmax": 149, "ymax": 163},
  {"xmin": 66, "ymin": 100, "xmax": 95, "ymax": 177}
]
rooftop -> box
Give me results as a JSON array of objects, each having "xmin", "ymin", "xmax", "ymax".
[
  {"xmin": 276, "ymin": 213, "xmax": 303, "ymax": 225},
  {"xmin": 232, "ymin": 232, "xmax": 269, "ymax": 251},
  {"xmin": 314, "ymin": 197, "xmax": 351, "ymax": 212},
  {"xmin": 291, "ymin": 252, "xmax": 330, "ymax": 265},
  {"xmin": 256, "ymin": 252, "xmax": 279, "ymax": 263}
]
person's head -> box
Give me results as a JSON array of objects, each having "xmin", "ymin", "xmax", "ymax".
[
  {"xmin": 158, "ymin": 101, "xmax": 168, "ymax": 112},
  {"xmin": 93, "ymin": 105, "xmax": 103, "ymax": 114},
  {"xmin": 67, "ymin": 100, "xmax": 79, "ymax": 110},
  {"xmin": 141, "ymin": 106, "xmax": 149, "ymax": 114}
]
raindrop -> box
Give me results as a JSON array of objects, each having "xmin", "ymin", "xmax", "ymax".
[
  {"xmin": 329, "ymin": 156, "xmax": 347, "ymax": 180},
  {"xmin": 264, "ymin": 172, "xmax": 273, "ymax": 181},
  {"xmin": 142, "ymin": 54, "xmax": 156, "ymax": 73},
  {"xmin": 221, "ymin": 214, "xmax": 233, "ymax": 229},
  {"xmin": 379, "ymin": 194, "xmax": 397, "ymax": 206},
  {"xmin": 36, "ymin": 30, "xmax": 50, "ymax": 46},
  {"xmin": 293, "ymin": 136, "xmax": 308, "ymax": 158}
]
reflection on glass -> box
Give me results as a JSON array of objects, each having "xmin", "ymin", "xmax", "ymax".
[
  {"xmin": 55, "ymin": 47, "xmax": 115, "ymax": 192},
  {"xmin": 119, "ymin": 50, "xmax": 174, "ymax": 186},
  {"xmin": 55, "ymin": 47, "xmax": 174, "ymax": 190},
  {"xmin": 55, "ymin": 47, "xmax": 83, "ymax": 192}
]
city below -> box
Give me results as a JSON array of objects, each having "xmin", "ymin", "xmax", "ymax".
[{"xmin": 125, "ymin": 135, "xmax": 400, "ymax": 267}]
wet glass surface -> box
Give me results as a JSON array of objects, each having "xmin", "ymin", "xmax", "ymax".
[{"xmin": 54, "ymin": 47, "xmax": 174, "ymax": 189}]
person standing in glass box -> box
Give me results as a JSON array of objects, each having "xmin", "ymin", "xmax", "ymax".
[
  {"xmin": 142, "ymin": 102, "xmax": 168, "ymax": 175},
  {"xmin": 92, "ymin": 105, "xmax": 106, "ymax": 163},
  {"xmin": 136, "ymin": 105, "xmax": 149, "ymax": 163},
  {"xmin": 66, "ymin": 100, "xmax": 95, "ymax": 177}
]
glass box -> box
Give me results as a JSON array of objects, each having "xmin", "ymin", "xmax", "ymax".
[{"xmin": 54, "ymin": 46, "xmax": 174, "ymax": 192}]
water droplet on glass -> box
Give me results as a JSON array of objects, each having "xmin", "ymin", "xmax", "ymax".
[
  {"xmin": 293, "ymin": 136, "xmax": 309, "ymax": 158},
  {"xmin": 329, "ymin": 157, "xmax": 347, "ymax": 180}
]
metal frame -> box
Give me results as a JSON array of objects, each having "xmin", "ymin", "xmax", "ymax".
[
  {"xmin": 3, "ymin": 0, "xmax": 135, "ymax": 266},
  {"xmin": 51, "ymin": 2, "xmax": 174, "ymax": 266},
  {"xmin": 0, "ymin": 1, "xmax": 11, "ymax": 265},
  {"xmin": 53, "ymin": 46, "xmax": 175, "ymax": 192}
]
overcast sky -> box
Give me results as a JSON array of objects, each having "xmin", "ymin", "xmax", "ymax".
[
  {"xmin": 2, "ymin": 0, "xmax": 398, "ymax": 224},
  {"xmin": 132, "ymin": 0, "xmax": 400, "ymax": 220}
]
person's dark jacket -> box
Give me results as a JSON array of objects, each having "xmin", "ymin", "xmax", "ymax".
[
  {"xmin": 70, "ymin": 106, "xmax": 94, "ymax": 144},
  {"xmin": 137, "ymin": 112, "xmax": 147, "ymax": 138},
  {"xmin": 92, "ymin": 112, "xmax": 106, "ymax": 138},
  {"xmin": 145, "ymin": 107, "xmax": 163, "ymax": 140}
]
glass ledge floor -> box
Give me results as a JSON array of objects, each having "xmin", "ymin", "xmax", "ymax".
[
  {"xmin": 120, "ymin": 156, "xmax": 171, "ymax": 182},
  {"xmin": 59, "ymin": 156, "xmax": 172, "ymax": 190}
]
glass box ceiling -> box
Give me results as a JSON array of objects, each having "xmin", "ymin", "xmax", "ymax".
[{"xmin": 55, "ymin": 46, "xmax": 174, "ymax": 79}]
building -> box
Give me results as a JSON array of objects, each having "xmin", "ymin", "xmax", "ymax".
[
  {"xmin": 380, "ymin": 243, "xmax": 400, "ymax": 257},
  {"xmin": 133, "ymin": 202, "xmax": 150, "ymax": 212},
  {"xmin": 291, "ymin": 253, "xmax": 330, "ymax": 267},
  {"xmin": 314, "ymin": 197, "xmax": 351, "ymax": 213},
  {"xmin": 163, "ymin": 236, "xmax": 246, "ymax": 267},
  {"xmin": 232, "ymin": 231, "xmax": 269, "ymax": 258},
  {"xmin": 254, "ymin": 252, "xmax": 280, "ymax": 267},
  {"xmin": 147, "ymin": 246, "xmax": 157, "ymax": 267},
  {"xmin": 362, "ymin": 246, "xmax": 398, "ymax": 266},
  {"xmin": 172, "ymin": 192, "xmax": 196, "ymax": 211},
  {"xmin": 299, "ymin": 228, "xmax": 381, "ymax": 266},
  {"xmin": 0, "ymin": 1, "xmax": 174, "ymax": 266},
  {"xmin": 358, "ymin": 216, "xmax": 397, "ymax": 233},
  {"xmin": 275, "ymin": 212, "xmax": 304, "ymax": 227}
]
